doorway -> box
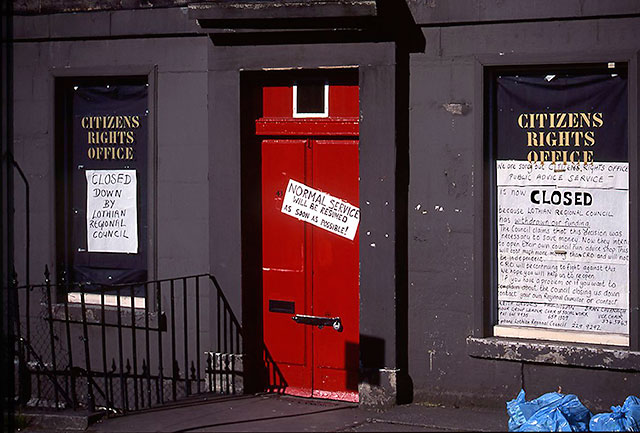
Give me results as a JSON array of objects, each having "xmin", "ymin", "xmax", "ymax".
[{"xmin": 254, "ymin": 72, "xmax": 360, "ymax": 401}]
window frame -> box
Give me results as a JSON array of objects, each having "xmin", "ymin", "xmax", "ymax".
[
  {"xmin": 292, "ymin": 81, "xmax": 329, "ymax": 118},
  {"xmin": 473, "ymin": 51, "xmax": 639, "ymax": 352}
]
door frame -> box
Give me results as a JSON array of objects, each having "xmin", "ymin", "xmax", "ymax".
[
  {"xmin": 244, "ymin": 72, "xmax": 362, "ymax": 397},
  {"xmin": 208, "ymin": 41, "xmax": 401, "ymax": 406}
]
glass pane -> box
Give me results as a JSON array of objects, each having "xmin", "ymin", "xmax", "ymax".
[{"xmin": 296, "ymin": 82, "xmax": 325, "ymax": 113}]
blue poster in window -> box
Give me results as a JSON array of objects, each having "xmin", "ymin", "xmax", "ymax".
[{"xmin": 68, "ymin": 83, "xmax": 148, "ymax": 286}]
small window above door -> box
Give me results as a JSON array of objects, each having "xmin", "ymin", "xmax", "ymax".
[{"xmin": 293, "ymin": 81, "xmax": 329, "ymax": 118}]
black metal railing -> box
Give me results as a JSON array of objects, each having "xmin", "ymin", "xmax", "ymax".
[{"xmin": 7, "ymin": 268, "xmax": 247, "ymax": 414}]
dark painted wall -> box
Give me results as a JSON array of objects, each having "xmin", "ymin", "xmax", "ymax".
[
  {"xmin": 11, "ymin": 11, "xmax": 211, "ymax": 356},
  {"xmin": 12, "ymin": 34, "xmax": 209, "ymax": 281},
  {"xmin": 14, "ymin": 0, "xmax": 640, "ymax": 24},
  {"xmin": 408, "ymin": 16, "xmax": 640, "ymax": 409},
  {"xmin": 407, "ymin": 0, "xmax": 640, "ymax": 25},
  {"xmin": 10, "ymin": 1, "xmax": 640, "ymax": 411},
  {"xmin": 207, "ymin": 42, "xmax": 400, "ymax": 403},
  {"xmin": 14, "ymin": 0, "xmax": 188, "ymax": 15}
]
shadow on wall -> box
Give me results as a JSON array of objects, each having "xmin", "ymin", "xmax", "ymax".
[
  {"xmin": 345, "ymin": 340, "xmax": 359, "ymax": 391},
  {"xmin": 359, "ymin": 334, "xmax": 414, "ymax": 404},
  {"xmin": 359, "ymin": 335, "xmax": 385, "ymax": 387}
]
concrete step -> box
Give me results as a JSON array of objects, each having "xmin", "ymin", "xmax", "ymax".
[{"xmin": 21, "ymin": 409, "xmax": 106, "ymax": 431}]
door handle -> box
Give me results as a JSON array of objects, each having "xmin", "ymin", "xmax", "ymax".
[{"xmin": 292, "ymin": 314, "xmax": 342, "ymax": 332}]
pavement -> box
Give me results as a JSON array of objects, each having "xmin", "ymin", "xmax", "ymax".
[{"xmin": 65, "ymin": 393, "xmax": 508, "ymax": 432}]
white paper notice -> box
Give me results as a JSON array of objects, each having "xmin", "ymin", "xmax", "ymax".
[
  {"xmin": 497, "ymin": 161, "xmax": 629, "ymax": 335},
  {"xmin": 86, "ymin": 170, "xmax": 138, "ymax": 254},
  {"xmin": 281, "ymin": 179, "xmax": 360, "ymax": 240}
]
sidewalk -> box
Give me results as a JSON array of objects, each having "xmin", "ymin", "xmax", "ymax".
[{"xmin": 75, "ymin": 393, "xmax": 507, "ymax": 432}]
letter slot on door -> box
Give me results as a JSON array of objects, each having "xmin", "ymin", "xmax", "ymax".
[{"xmin": 268, "ymin": 300, "xmax": 295, "ymax": 314}]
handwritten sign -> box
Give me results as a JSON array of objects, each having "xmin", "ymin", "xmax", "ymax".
[
  {"xmin": 496, "ymin": 161, "xmax": 629, "ymax": 334},
  {"xmin": 86, "ymin": 169, "xmax": 138, "ymax": 253},
  {"xmin": 281, "ymin": 179, "xmax": 360, "ymax": 240}
]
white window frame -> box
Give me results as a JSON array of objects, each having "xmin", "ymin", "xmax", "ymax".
[{"xmin": 292, "ymin": 82, "xmax": 329, "ymax": 118}]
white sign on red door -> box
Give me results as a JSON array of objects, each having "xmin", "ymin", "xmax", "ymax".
[{"xmin": 281, "ymin": 179, "xmax": 360, "ymax": 240}]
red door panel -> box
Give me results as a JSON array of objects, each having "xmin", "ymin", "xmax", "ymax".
[
  {"xmin": 329, "ymin": 85, "xmax": 359, "ymax": 117},
  {"xmin": 312, "ymin": 140, "xmax": 359, "ymax": 400},
  {"xmin": 262, "ymin": 139, "xmax": 312, "ymax": 392},
  {"xmin": 262, "ymin": 86, "xmax": 293, "ymax": 117}
]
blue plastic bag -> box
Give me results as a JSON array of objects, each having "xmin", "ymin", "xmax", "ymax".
[
  {"xmin": 507, "ymin": 389, "xmax": 592, "ymax": 432},
  {"xmin": 590, "ymin": 396, "xmax": 640, "ymax": 431}
]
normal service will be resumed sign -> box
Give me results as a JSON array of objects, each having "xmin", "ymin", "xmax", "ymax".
[{"xmin": 281, "ymin": 179, "xmax": 360, "ymax": 240}]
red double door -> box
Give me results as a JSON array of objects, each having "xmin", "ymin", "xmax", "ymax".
[{"xmin": 261, "ymin": 137, "xmax": 359, "ymax": 401}]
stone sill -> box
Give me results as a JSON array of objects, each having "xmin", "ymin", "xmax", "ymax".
[
  {"xmin": 51, "ymin": 301, "xmax": 161, "ymax": 328},
  {"xmin": 467, "ymin": 336, "xmax": 640, "ymax": 372},
  {"xmin": 188, "ymin": 0, "xmax": 378, "ymax": 21}
]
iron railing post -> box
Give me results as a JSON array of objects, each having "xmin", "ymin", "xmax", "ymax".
[
  {"xmin": 182, "ymin": 277, "xmax": 190, "ymax": 396},
  {"xmin": 62, "ymin": 279, "xmax": 77, "ymax": 408},
  {"xmin": 195, "ymin": 277, "xmax": 200, "ymax": 394},
  {"xmin": 156, "ymin": 280, "xmax": 164, "ymax": 405},
  {"xmin": 130, "ymin": 284, "xmax": 139, "ymax": 411},
  {"xmin": 144, "ymin": 281, "xmax": 151, "ymax": 408},
  {"xmin": 100, "ymin": 287, "xmax": 108, "ymax": 409},
  {"xmin": 116, "ymin": 287, "xmax": 126, "ymax": 413},
  {"xmin": 79, "ymin": 290, "xmax": 95, "ymax": 412},
  {"xmin": 44, "ymin": 266, "xmax": 60, "ymax": 409},
  {"xmin": 170, "ymin": 280, "xmax": 177, "ymax": 401}
]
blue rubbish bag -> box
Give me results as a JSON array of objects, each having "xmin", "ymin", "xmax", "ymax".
[
  {"xmin": 590, "ymin": 396, "xmax": 640, "ymax": 431},
  {"xmin": 507, "ymin": 389, "xmax": 592, "ymax": 432}
]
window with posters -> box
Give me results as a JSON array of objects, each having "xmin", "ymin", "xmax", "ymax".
[
  {"xmin": 56, "ymin": 78, "xmax": 148, "ymax": 296},
  {"xmin": 491, "ymin": 66, "xmax": 629, "ymax": 346}
]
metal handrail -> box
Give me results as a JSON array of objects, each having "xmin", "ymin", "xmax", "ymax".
[{"xmin": 8, "ymin": 270, "xmax": 245, "ymax": 414}]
